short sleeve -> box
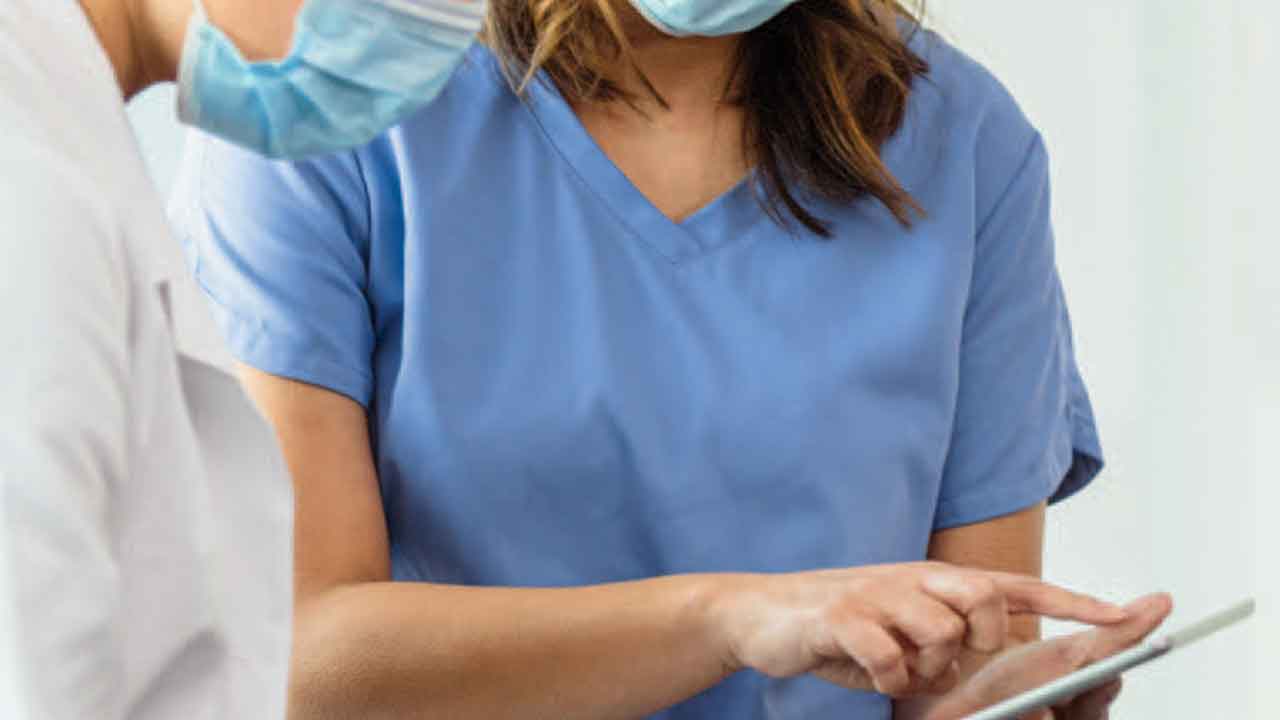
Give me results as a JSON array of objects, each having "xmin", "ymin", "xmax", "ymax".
[
  {"xmin": 934, "ymin": 133, "xmax": 1104, "ymax": 531},
  {"xmin": 170, "ymin": 133, "xmax": 376, "ymax": 407}
]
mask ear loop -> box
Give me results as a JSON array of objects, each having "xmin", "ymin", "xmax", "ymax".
[
  {"xmin": 175, "ymin": 0, "xmax": 210, "ymax": 126},
  {"xmin": 176, "ymin": 0, "xmax": 282, "ymax": 126}
]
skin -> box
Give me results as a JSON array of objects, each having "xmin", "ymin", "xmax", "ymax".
[
  {"xmin": 78, "ymin": 0, "xmax": 303, "ymax": 101},
  {"xmin": 74, "ymin": 0, "xmax": 1169, "ymax": 717},
  {"xmin": 572, "ymin": 8, "xmax": 749, "ymax": 224}
]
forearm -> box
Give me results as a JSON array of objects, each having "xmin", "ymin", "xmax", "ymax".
[
  {"xmin": 289, "ymin": 574, "xmax": 739, "ymax": 720},
  {"xmin": 240, "ymin": 374, "xmax": 733, "ymax": 718}
]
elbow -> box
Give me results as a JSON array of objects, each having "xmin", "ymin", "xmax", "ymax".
[{"xmin": 287, "ymin": 586, "xmax": 401, "ymax": 720}]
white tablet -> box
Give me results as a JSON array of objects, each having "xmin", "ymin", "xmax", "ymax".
[{"xmin": 963, "ymin": 598, "xmax": 1256, "ymax": 720}]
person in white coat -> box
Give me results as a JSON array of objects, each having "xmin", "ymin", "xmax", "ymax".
[{"xmin": 0, "ymin": 0, "xmax": 484, "ymax": 717}]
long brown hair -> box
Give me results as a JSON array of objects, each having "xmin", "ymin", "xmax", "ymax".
[{"xmin": 485, "ymin": 1, "xmax": 929, "ymax": 237}]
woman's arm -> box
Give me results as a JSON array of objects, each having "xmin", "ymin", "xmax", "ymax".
[
  {"xmin": 242, "ymin": 369, "xmax": 1125, "ymax": 720},
  {"xmin": 243, "ymin": 368, "xmax": 737, "ymax": 719}
]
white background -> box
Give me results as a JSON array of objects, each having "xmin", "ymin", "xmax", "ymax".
[
  {"xmin": 126, "ymin": 2, "xmax": 1276, "ymax": 716},
  {"xmin": 924, "ymin": 2, "xmax": 1277, "ymax": 717}
]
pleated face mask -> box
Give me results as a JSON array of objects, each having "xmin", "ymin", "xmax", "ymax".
[
  {"xmin": 177, "ymin": 0, "xmax": 486, "ymax": 159},
  {"xmin": 627, "ymin": 0, "xmax": 797, "ymax": 36}
]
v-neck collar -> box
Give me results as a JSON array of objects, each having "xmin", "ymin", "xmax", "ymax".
[{"xmin": 515, "ymin": 61, "xmax": 767, "ymax": 265}]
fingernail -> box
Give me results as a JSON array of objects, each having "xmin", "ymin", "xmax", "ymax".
[{"xmin": 1103, "ymin": 603, "xmax": 1130, "ymax": 621}]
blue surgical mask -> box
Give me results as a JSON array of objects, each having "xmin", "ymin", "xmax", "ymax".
[
  {"xmin": 177, "ymin": 0, "xmax": 485, "ymax": 159},
  {"xmin": 627, "ymin": 0, "xmax": 798, "ymax": 36}
]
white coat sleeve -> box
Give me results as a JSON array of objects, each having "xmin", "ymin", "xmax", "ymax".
[{"xmin": 0, "ymin": 162, "xmax": 130, "ymax": 720}]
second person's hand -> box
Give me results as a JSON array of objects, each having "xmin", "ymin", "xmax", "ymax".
[{"xmin": 707, "ymin": 562, "xmax": 1130, "ymax": 698}]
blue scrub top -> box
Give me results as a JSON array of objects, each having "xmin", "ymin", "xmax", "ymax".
[{"xmin": 173, "ymin": 31, "xmax": 1103, "ymax": 720}]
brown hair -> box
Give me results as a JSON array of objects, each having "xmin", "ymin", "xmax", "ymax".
[{"xmin": 485, "ymin": 1, "xmax": 929, "ymax": 237}]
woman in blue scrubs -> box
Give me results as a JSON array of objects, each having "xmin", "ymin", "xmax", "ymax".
[{"xmin": 172, "ymin": 1, "xmax": 1170, "ymax": 717}]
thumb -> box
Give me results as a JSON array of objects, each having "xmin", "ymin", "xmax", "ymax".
[{"xmin": 923, "ymin": 637, "xmax": 1079, "ymax": 717}]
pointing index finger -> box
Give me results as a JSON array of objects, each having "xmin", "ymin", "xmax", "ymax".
[
  {"xmin": 989, "ymin": 573, "xmax": 1129, "ymax": 625},
  {"xmin": 1082, "ymin": 593, "xmax": 1174, "ymax": 659}
]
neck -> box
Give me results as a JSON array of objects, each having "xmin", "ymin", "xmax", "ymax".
[
  {"xmin": 610, "ymin": 2, "xmax": 742, "ymax": 110},
  {"xmin": 79, "ymin": 0, "xmax": 190, "ymax": 100}
]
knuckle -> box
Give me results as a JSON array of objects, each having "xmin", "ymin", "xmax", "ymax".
[
  {"xmin": 971, "ymin": 576, "xmax": 999, "ymax": 602},
  {"xmin": 920, "ymin": 614, "xmax": 965, "ymax": 646},
  {"xmin": 914, "ymin": 648, "xmax": 951, "ymax": 677},
  {"xmin": 879, "ymin": 670, "xmax": 910, "ymax": 695},
  {"xmin": 940, "ymin": 614, "xmax": 967, "ymax": 642},
  {"xmin": 867, "ymin": 646, "xmax": 905, "ymax": 674}
]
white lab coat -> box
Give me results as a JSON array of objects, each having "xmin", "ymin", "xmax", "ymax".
[{"xmin": 0, "ymin": 1, "xmax": 293, "ymax": 718}]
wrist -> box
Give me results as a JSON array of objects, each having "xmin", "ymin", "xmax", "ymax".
[{"xmin": 692, "ymin": 573, "xmax": 760, "ymax": 676}]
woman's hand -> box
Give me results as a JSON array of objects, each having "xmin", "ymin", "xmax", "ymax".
[
  {"xmin": 711, "ymin": 562, "xmax": 1130, "ymax": 698},
  {"xmin": 919, "ymin": 593, "xmax": 1173, "ymax": 719}
]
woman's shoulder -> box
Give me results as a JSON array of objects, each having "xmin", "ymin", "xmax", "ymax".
[
  {"xmin": 906, "ymin": 26, "xmax": 1038, "ymax": 141},
  {"xmin": 383, "ymin": 44, "xmax": 530, "ymax": 145},
  {"xmin": 890, "ymin": 26, "xmax": 1046, "ymax": 211}
]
